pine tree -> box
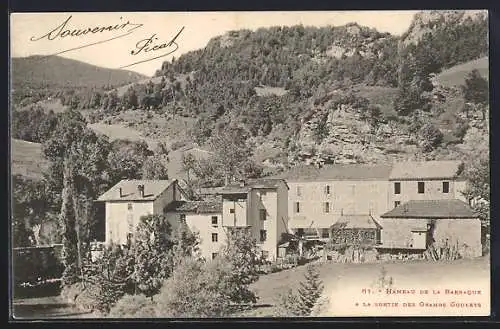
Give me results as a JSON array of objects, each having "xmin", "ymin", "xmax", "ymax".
[
  {"xmin": 296, "ymin": 264, "xmax": 324, "ymax": 315},
  {"xmin": 60, "ymin": 158, "xmax": 79, "ymax": 286}
]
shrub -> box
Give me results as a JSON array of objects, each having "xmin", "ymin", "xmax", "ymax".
[
  {"xmin": 108, "ymin": 294, "xmax": 157, "ymax": 318},
  {"xmin": 60, "ymin": 281, "xmax": 85, "ymax": 304},
  {"xmin": 154, "ymin": 257, "xmax": 231, "ymax": 318}
]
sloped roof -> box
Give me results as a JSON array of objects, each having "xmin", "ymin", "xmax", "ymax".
[
  {"xmin": 389, "ymin": 160, "xmax": 463, "ymax": 180},
  {"xmin": 219, "ymin": 178, "xmax": 288, "ymax": 194},
  {"xmin": 288, "ymin": 216, "xmax": 336, "ymax": 229},
  {"xmin": 272, "ymin": 164, "xmax": 393, "ymax": 182},
  {"xmin": 165, "ymin": 200, "xmax": 222, "ymax": 214},
  {"xmin": 331, "ymin": 215, "xmax": 382, "ymax": 230},
  {"xmin": 380, "ymin": 199, "xmax": 477, "ymax": 219},
  {"xmin": 97, "ymin": 180, "xmax": 174, "ymax": 201}
]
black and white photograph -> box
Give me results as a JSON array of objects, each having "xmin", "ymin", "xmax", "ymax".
[{"xmin": 9, "ymin": 10, "xmax": 490, "ymax": 318}]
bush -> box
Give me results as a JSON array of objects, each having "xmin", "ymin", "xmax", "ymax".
[
  {"xmin": 108, "ymin": 294, "xmax": 157, "ymax": 318},
  {"xmin": 60, "ymin": 282, "xmax": 85, "ymax": 304},
  {"xmin": 154, "ymin": 257, "xmax": 231, "ymax": 318}
]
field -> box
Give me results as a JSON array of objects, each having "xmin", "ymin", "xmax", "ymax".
[
  {"xmin": 436, "ymin": 56, "xmax": 488, "ymax": 88},
  {"xmin": 10, "ymin": 139, "xmax": 47, "ymax": 180},
  {"xmin": 11, "ymin": 257, "xmax": 489, "ymax": 319},
  {"xmin": 238, "ymin": 256, "xmax": 490, "ymax": 317}
]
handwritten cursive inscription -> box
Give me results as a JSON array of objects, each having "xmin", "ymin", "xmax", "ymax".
[
  {"xmin": 119, "ymin": 26, "xmax": 185, "ymax": 69},
  {"xmin": 30, "ymin": 15, "xmax": 143, "ymax": 42}
]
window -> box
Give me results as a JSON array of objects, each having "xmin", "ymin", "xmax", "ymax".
[
  {"xmin": 229, "ymin": 208, "xmax": 235, "ymax": 214},
  {"xmin": 394, "ymin": 182, "xmax": 401, "ymax": 195},
  {"xmin": 212, "ymin": 253, "xmax": 218, "ymax": 260},
  {"xmin": 297, "ymin": 228, "xmax": 304, "ymax": 237},
  {"xmin": 180, "ymin": 214, "xmax": 186, "ymax": 223},
  {"xmin": 394, "ymin": 201, "xmax": 401, "ymax": 208},
  {"xmin": 442, "ymin": 181, "xmax": 449, "ymax": 193},
  {"xmin": 321, "ymin": 228, "xmax": 330, "ymax": 239},
  {"xmin": 325, "ymin": 185, "xmax": 331, "ymax": 195},
  {"xmin": 259, "ymin": 209, "xmax": 267, "ymax": 221},
  {"xmin": 212, "ymin": 233, "xmax": 218, "ymax": 242},
  {"xmin": 418, "ymin": 182, "xmax": 425, "ymax": 194},
  {"xmin": 261, "ymin": 250, "xmax": 269, "ymax": 259},
  {"xmin": 127, "ymin": 203, "xmax": 133, "ymax": 210},
  {"xmin": 260, "ymin": 230, "xmax": 267, "ymax": 242},
  {"xmin": 211, "ymin": 216, "xmax": 218, "ymax": 226},
  {"xmin": 324, "ymin": 202, "xmax": 330, "ymax": 213},
  {"xmin": 296, "ymin": 186, "xmax": 302, "ymax": 196},
  {"xmin": 294, "ymin": 202, "xmax": 300, "ymax": 213}
]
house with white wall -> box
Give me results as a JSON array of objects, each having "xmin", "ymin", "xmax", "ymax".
[
  {"xmin": 164, "ymin": 200, "xmax": 225, "ymax": 261},
  {"xmin": 218, "ymin": 179, "xmax": 289, "ymax": 261},
  {"xmin": 97, "ymin": 179, "xmax": 187, "ymax": 246}
]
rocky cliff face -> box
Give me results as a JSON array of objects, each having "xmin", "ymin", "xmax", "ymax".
[{"xmin": 401, "ymin": 10, "xmax": 487, "ymax": 46}]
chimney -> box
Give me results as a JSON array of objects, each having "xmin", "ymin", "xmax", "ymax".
[
  {"xmin": 119, "ymin": 187, "xmax": 123, "ymax": 198},
  {"xmin": 138, "ymin": 184, "xmax": 144, "ymax": 198}
]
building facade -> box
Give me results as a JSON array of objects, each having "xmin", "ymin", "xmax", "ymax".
[
  {"xmin": 379, "ymin": 199, "xmax": 482, "ymax": 258},
  {"xmin": 164, "ymin": 200, "xmax": 226, "ymax": 261},
  {"xmin": 97, "ymin": 179, "xmax": 187, "ymax": 246},
  {"xmin": 219, "ymin": 179, "xmax": 289, "ymax": 260}
]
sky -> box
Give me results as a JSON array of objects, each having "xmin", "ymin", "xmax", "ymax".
[{"xmin": 10, "ymin": 11, "xmax": 421, "ymax": 77}]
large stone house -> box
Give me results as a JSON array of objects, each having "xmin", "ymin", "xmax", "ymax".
[{"xmin": 273, "ymin": 160, "xmax": 482, "ymax": 258}]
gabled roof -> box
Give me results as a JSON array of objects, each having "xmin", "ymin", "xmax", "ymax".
[
  {"xmin": 331, "ymin": 215, "xmax": 382, "ymax": 230},
  {"xmin": 389, "ymin": 160, "xmax": 463, "ymax": 181},
  {"xmin": 164, "ymin": 200, "xmax": 222, "ymax": 214},
  {"xmin": 97, "ymin": 179, "xmax": 175, "ymax": 202},
  {"xmin": 380, "ymin": 199, "xmax": 477, "ymax": 219},
  {"xmin": 219, "ymin": 178, "xmax": 288, "ymax": 194},
  {"xmin": 271, "ymin": 164, "xmax": 393, "ymax": 182}
]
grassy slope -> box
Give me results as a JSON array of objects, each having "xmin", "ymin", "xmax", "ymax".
[
  {"xmin": 238, "ymin": 257, "xmax": 489, "ymax": 317},
  {"xmin": 11, "ymin": 55, "xmax": 148, "ymax": 89},
  {"xmin": 435, "ymin": 56, "xmax": 488, "ymax": 88},
  {"xmin": 11, "ymin": 139, "xmax": 47, "ymax": 180}
]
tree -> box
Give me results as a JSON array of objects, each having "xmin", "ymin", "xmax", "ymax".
[
  {"xmin": 59, "ymin": 159, "xmax": 79, "ymax": 286},
  {"xmin": 141, "ymin": 155, "xmax": 169, "ymax": 180},
  {"xmin": 296, "ymin": 264, "xmax": 324, "ymax": 314},
  {"xmin": 131, "ymin": 214, "xmax": 175, "ymax": 298},
  {"xmin": 219, "ymin": 227, "xmax": 259, "ymax": 305},
  {"xmin": 462, "ymin": 69, "xmax": 488, "ymax": 120},
  {"xmin": 276, "ymin": 264, "xmax": 323, "ymax": 316},
  {"xmin": 462, "ymin": 69, "xmax": 488, "ymax": 105},
  {"xmin": 418, "ymin": 123, "xmax": 443, "ymax": 152},
  {"xmin": 154, "ymin": 257, "xmax": 231, "ymax": 317}
]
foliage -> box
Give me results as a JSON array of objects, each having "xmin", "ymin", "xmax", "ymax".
[
  {"xmin": 219, "ymin": 227, "xmax": 259, "ymax": 304},
  {"xmin": 276, "ymin": 264, "xmax": 324, "ymax": 316},
  {"xmin": 418, "ymin": 123, "xmax": 444, "ymax": 152},
  {"xmin": 462, "ymin": 69, "xmax": 489, "ymax": 105},
  {"xmin": 59, "ymin": 160, "xmax": 79, "ymax": 287},
  {"xmin": 11, "ymin": 107, "xmax": 59, "ymax": 143},
  {"xmin": 131, "ymin": 214, "xmax": 176, "ymax": 297},
  {"xmin": 141, "ymin": 155, "xmax": 169, "ymax": 180},
  {"xmin": 154, "ymin": 257, "xmax": 232, "ymax": 317},
  {"xmin": 108, "ymin": 293, "xmax": 157, "ymax": 318},
  {"xmin": 11, "ymin": 175, "xmax": 53, "ymax": 247},
  {"xmin": 79, "ymin": 244, "xmax": 135, "ymax": 313}
]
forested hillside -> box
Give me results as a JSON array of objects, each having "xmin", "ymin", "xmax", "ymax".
[
  {"xmin": 12, "ymin": 10, "xmax": 489, "ymax": 185},
  {"xmin": 10, "ymin": 10, "xmax": 490, "ymax": 254}
]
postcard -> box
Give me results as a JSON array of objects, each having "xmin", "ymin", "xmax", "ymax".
[{"xmin": 9, "ymin": 10, "xmax": 490, "ymax": 319}]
